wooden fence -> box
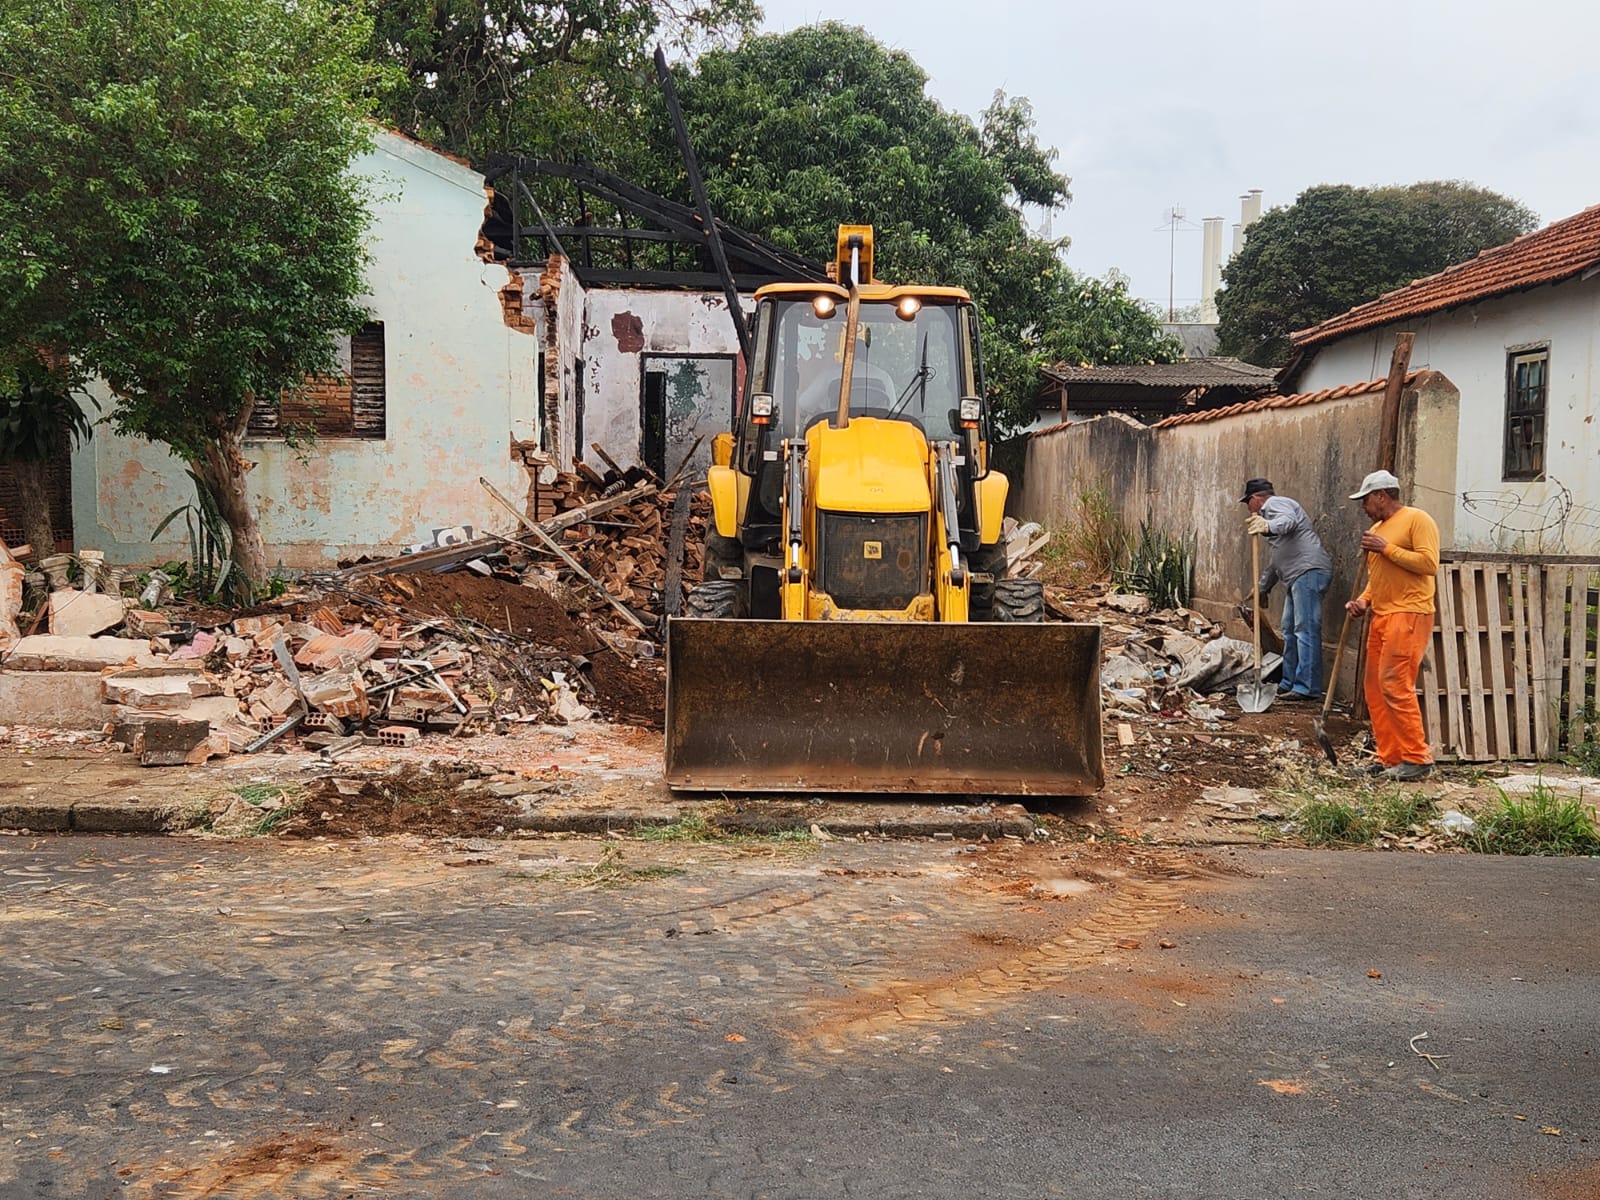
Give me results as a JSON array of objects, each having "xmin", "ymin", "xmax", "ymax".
[{"xmin": 1419, "ymin": 555, "xmax": 1599, "ymax": 761}]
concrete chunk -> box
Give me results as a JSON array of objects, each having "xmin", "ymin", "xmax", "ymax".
[
  {"xmin": 48, "ymin": 589, "xmax": 127, "ymax": 637},
  {"xmin": 102, "ymin": 666, "xmax": 222, "ymax": 709},
  {"xmin": 134, "ymin": 718, "xmax": 214, "ymax": 766},
  {"xmin": 4, "ymin": 635, "xmax": 162, "ymax": 672},
  {"xmin": 0, "ymin": 670, "xmax": 107, "ymax": 729}
]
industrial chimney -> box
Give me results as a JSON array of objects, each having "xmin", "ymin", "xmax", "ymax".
[{"xmin": 1200, "ymin": 217, "xmax": 1224, "ymax": 323}]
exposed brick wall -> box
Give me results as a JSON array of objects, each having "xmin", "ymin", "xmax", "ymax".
[{"xmin": 248, "ymin": 323, "xmax": 386, "ymax": 440}]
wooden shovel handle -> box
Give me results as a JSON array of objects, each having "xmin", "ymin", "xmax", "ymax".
[
  {"xmin": 1320, "ymin": 554, "xmax": 1370, "ymax": 719},
  {"xmin": 1250, "ymin": 535, "xmax": 1263, "ymax": 685}
]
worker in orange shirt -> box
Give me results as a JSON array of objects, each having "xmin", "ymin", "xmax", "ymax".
[{"xmin": 1344, "ymin": 470, "xmax": 1440, "ymax": 780}]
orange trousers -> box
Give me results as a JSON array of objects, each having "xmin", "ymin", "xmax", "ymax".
[{"xmin": 1363, "ymin": 611, "xmax": 1433, "ymax": 766}]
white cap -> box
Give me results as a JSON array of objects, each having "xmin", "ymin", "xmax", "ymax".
[{"xmin": 1349, "ymin": 469, "xmax": 1401, "ymax": 499}]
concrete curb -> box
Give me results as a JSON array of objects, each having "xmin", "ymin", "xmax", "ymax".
[
  {"xmin": 0, "ymin": 799, "xmax": 209, "ymax": 835},
  {"xmin": 0, "ymin": 795, "xmax": 1039, "ymax": 840}
]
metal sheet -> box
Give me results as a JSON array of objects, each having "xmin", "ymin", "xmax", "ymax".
[{"xmin": 665, "ymin": 618, "xmax": 1103, "ymax": 795}]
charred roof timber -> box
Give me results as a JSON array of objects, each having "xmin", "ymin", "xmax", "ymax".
[{"xmin": 479, "ymin": 156, "xmax": 827, "ymax": 292}]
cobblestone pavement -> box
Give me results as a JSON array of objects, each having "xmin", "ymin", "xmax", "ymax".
[{"xmin": 3, "ymin": 836, "xmax": 1597, "ymax": 1198}]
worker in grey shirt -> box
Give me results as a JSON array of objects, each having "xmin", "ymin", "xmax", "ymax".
[{"xmin": 1238, "ymin": 477, "xmax": 1333, "ymax": 699}]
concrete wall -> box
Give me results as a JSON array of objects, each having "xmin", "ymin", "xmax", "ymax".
[
  {"xmin": 1016, "ymin": 372, "xmax": 1461, "ymax": 644},
  {"xmin": 71, "ymin": 129, "xmax": 540, "ymax": 570},
  {"xmin": 1296, "ymin": 276, "xmax": 1600, "ymax": 552}
]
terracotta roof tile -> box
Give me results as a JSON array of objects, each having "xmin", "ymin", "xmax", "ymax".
[
  {"xmin": 1144, "ymin": 371, "xmax": 1423, "ymax": 429},
  {"xmin": 1292, "ymin": 204, "xmax": 1600, "ymax": 347}
]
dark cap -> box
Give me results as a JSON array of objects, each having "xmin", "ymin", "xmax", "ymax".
[{"xmin": 1237, "ymin": 478, "xmax": 1273, "ymax": 503}]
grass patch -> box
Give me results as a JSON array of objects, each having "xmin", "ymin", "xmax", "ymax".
[
  {"xmin": 1037, "ymin": 486, "xmax": 1124, "ymax": 589},
  {"xmin": 1289, "ymin": 787, "xmax": 1438, "ymax": 847},
  {"xmin": 1466, "ymin": 782, "xmax": 1600, "ymax": 856},
  {"xmin": 636, "ymin": 811, "xmax": 718, "ymax": 843},
  {"xmin": 1295, "ymin": 796, "xmax": 1377, "ymax": 846},
  {"xmin": 513, "ymin": 846, "xmax": 686, "ymax": 890},
  {"xmin": 222, "ymin": 783, "xmax": 302, "ymax": 836},
  {"xmin": 230, "ymin": 782, "xmax": 289, "ymax": 806},
  {"xmin": 635, "ymin": 808, "xmax": 823, "ymax": 845}
]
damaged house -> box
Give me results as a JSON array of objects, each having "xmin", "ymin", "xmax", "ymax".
[{"xmin": 62, "ymin": 131, "xmax": 817, "ymax": 570}]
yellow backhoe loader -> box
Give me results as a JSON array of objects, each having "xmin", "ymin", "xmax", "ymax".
[{"xmin": 665, "ymin": 226, "xmax": 1102, "ymax": 795}]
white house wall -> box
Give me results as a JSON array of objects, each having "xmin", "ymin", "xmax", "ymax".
[
  {"xmin": 70, "ymin": 129, "xmax": 540, "ymax": 570},
  {"xmin": 1295, "ymin": 277, "xmax": 1600, "ymax": 553},
  {"xmin": 576, "ymin": 289, "xmax": 746, "ymax": 470}
]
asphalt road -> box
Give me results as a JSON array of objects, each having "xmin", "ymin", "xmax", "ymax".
[{"xmin": 2, "ymin": 836, "xmax": 1596, "ymax": 1199}]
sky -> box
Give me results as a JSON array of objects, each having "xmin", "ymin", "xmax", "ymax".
[{"xmin": 755, "ymin": 0, "xmax": 1600, "ymax": 317}]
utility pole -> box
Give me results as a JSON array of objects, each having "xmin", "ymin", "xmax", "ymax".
[{"xmin": 1155, "ymin": 205, "xmax": 1197, "ymax": 323}]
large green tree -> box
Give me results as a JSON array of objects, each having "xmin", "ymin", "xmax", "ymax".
[
  {"xmin": 656, "ymin": 24, "xmax": 1175, "ymax": 431},
  {"xmin": 1217, "ymin": 182, "xmax": 1539, "ymax": 366},
  {"xmin": 362, "ymin": 0, "xmax": 757, "ymax": 165},
  {"xmin": 0, "ymin": 0, "xmax": 378, "ymax": 583}
]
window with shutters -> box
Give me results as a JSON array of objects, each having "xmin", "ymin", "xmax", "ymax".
[
  {"xmin": 248, "ymin": 322, "xmax": 386, "ymax": 439},
  {"xmin": 1502, "ymin": 346, "xmax": 1547, "ymax": 482}
]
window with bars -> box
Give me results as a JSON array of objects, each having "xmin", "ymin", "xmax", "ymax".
[
  {"xmin": 248, "ymin": 322, "xmax": 386, "ymax": 440},
  {"xmin": 1503, "ymin": 347, "xmax": 1548, "ymax": 481}
]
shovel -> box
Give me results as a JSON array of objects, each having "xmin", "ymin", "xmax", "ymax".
[
  {"xmin": 1314, "ymin": 555, "xmax": 1370, "ymax": 765},
  {"xmin": 1236, "ymin": 534, "xmax": 1274, "ymax": 713}
]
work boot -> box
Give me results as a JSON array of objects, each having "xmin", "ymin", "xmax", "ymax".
[{"xmin": 1383, "ymin": 762, "xmax": 1434, "ymax": 782}]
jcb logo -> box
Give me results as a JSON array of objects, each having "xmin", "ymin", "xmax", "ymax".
[{"xmin": 862, "ymin": 541, "xmax": 882, "ymax": 560}]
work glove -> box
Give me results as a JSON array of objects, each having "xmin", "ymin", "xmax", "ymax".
[{"xmin": 1246, "ymin": 513, "xmax": 1270, "ymax": 536}]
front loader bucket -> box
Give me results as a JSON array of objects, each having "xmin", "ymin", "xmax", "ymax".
[{"xmin": 665, "ymin": 618, "xmax": 1103, "ymax": 796}]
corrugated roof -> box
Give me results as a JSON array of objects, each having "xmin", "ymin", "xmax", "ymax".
[
  {"xmin": 1291, "ymin": 204, "xmax": 1600, "ymax": 349},
  {"xmin": 1040, "ymin": 358, "xmax": 1277, "ymax": 388}
]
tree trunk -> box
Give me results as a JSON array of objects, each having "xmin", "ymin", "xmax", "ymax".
[
  {"xmin": 192, "ymin": 433, "xmax": 268, "ymax": 586},
  {"xmin": 9, "ymin": 460, "xmax": 56, "ymax": 564}
]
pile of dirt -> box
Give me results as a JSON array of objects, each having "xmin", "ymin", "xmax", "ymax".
[
  {"xmin": 350, "ymin": 572, "xmax": 601, "ymax": 655},
  {"xmin": 275, "ymin": 763, "xmax": 528, "ymax": 839}
]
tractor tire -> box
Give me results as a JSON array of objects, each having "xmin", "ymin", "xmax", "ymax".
[
  {"xmin": 991, "ymin": 578, "xmax": 1045, "ymax": 622},
  {"xmin": 703, "ymin": 531, "xmax": 742, "ymax": 582},
  {"xmin": 683, "ymin": 579, "xmax": 747, "ymax": 619},
  {"xmin": 966, "ymin": 543, "xmax": 1010, "ymax": 621}
]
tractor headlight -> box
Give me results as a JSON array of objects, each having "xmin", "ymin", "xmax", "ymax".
[
  {"xmin": 750, "ymin": 392, "xmax": 776, "ymax": 423},
  {"xmin": 895, "ymin": 296, "xmax": 922, "ymax": 321},
  {"xmin": 812, "ymin": 294, "xmax": 836, "ymax": 318},
  {"xmin": 958, "ymin": 396, "xmax": 982, "ymax": 423}
]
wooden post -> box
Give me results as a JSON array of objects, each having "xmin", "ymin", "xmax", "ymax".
[
  {"xmin": 1376, "ymin": 331, "xmax": 1416, "ymax": 474},
  {"xmin": 1354, "ymin": 331, "xmax": 1418, "ymax": 721}
]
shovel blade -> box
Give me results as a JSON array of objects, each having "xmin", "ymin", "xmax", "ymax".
[{"xmin": 1236, "ymin": 681, "xmax": 1275, "ymax": 713}]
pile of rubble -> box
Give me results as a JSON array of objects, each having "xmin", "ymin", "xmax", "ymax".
[{"xmin": 0, "ymin": 459, "xmax": 706, "ymax": 767}]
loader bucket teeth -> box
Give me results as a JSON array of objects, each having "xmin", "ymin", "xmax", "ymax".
[{"xmin": 665, "ymin": 618, "xmax": 1103, "ymax": 795}]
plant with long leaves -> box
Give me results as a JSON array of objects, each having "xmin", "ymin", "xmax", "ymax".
[{"xmin": 150, "ymin": 470, "xmax": 248, "ymax": 606}]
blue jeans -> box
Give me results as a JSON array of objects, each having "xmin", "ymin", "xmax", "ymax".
[{"xmin": 1279, "ymin": 568, "xmax": 1331, "ymax": 697}]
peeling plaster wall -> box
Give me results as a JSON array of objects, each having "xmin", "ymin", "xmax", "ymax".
[
  {"xmin": 70, "ymin": 129, "xmax": 540, "ymax": 569},
  {"xmin": 1295, "ymin": 277, "xmax": 1600, "ymax": 553},
  {"xmin": 1016, "ymin": 374, "xmax": 1461, "ymax": 661},
  {"xmin": 575, "ymin": 289, "xmax": 746, "ymax": 470}
]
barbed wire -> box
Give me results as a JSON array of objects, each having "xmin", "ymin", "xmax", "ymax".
[{"xmin": 1410, "ymin": 476, "xmax": 1600, "ymax": 553}]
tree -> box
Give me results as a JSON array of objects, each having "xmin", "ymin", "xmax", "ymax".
[
  {"xmin": 1217, "ymin": 182, "xmax": 1539, "ymax": 366},
  {"xmin": 361, "ymin": 0, "xmax": 757, "ymax": 165},
  {"xmin": 654, "ymin": 25, "xmax": 1097, "ymax": 430},
  {"xmin": 0, "ymin": 362, "xmax": 93, "ymax": 561},
  {"xmin": 0, "ymin": 0, "xmax": 378, "ymax": 584},
  {"xmin": 1040, "ymin": 276, "xmax": 1182, "ymax": 368}
]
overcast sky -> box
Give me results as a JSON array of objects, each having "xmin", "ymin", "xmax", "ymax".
[{"xmin": 756, "ymin": 0, "xmax": 1600, "ymax": 316}]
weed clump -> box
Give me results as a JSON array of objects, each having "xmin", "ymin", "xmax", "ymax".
[{"xmin": 1467, "ymin": 782, "xmax": 1600, "ymax": 856}]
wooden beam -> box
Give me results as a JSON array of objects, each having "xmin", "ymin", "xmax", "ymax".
[
  {"xmin": 479, "ymin": 477, "xmax": 649, "ymax": 632},
  {"xmin": 1376, "ymin": 332, "xmax": 1416, "ymax": 474}
]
